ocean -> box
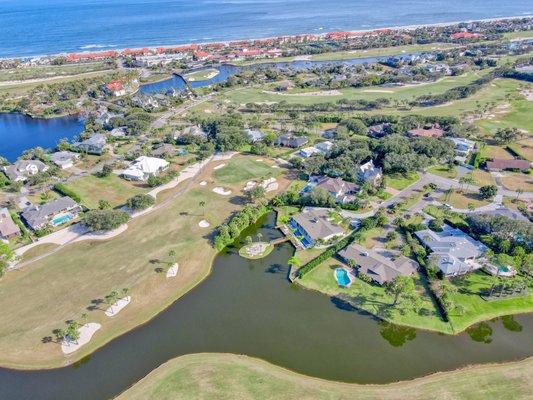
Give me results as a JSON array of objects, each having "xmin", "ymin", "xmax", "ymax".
[{"xmin": 0, "ymin": 0, "xmax": 531, "ymax": 59}]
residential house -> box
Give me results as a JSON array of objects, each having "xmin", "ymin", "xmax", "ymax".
[
  {"xmin": 0, "ymin": 208, "xmax": 20, "ymax": 239},
  {"xmin": 109, "ymin": 127, "xmax": 127, "ymax": 138},
  {"xmin": 315, "ymin": 141, "xmax": 334, "ymax": 154},
  {"xmin": 21, "ymin": 196, "xmax": 81, "ymax": 231},
  {"xmin": 367, "ymin": 123, "xmax": 392, "ymax": 138},
  {"xmin": 150, "ymin": 144, "xmax": 176, "ymax": 158},
  {"xmin": 289, "ymin": 207, "xmax": 344, "ymax": 248},
  {"xmin": 122, "ymin": 156, "xmax": 169, "ymax": 181},
  {"xmin": 415, "ymin": 225, "xmax": 488, "ymax": 276},
  {"xmin": 299, "ymin": 147, "xmax": 321, "ymax": 158},
  {"xmin": 486, "ymin": 159, "xmax": 530, "ymax": 172},
  {"xmin": 71, "ymin": 134, "xmax": 107, "ymax": 155},
  {"xmin": 307, "ymin": 176, "xmax": 358, "ymax": 204},
  {"xmin": 321, "ymin": 128, "xmax": 336, "ymax": 139},
  {"xmin": 245, "ymin": 129, "xmax": 265, "ymax": 143},
  {"xmin": 50, "ymin": 151, "xmax": 80, "ymax": 169},
  {"xmin": 3, "ymin": 160, "xmax": 49, "ymax": 182},
  {"xmin": 339, "ymin": 243, "xmax": 418, "ymax": 285},
  {"xmin": 449, "ymin": 137, "xmax": 476, "ymax": 160},
  {"xmin": 407, "ymin": 126, "xmax": 445, "ymax": 138},
  {"xmin": 105, "ymin": 80, "xmax": 127, "ymax": 97},
  {"xmin": 275, "ymin": 134, "xmax": 308, "ymax": 148},
  {"xmin": 181, "ymin": 125, "xmax": 208, "ymax": 139},
  {"xmin": 357, "ymin": 160, "xmax": 383, "ymax": 186}
]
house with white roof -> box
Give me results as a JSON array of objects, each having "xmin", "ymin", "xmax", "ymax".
[
  {"xmin": 357, "ymin": 160, "xmax": 383, "ymax": 186},
  {"xmin": 122, "ymin": 156, "xmax": 169, "ymax": 181},
  {"xmin": 245, "ymin": 129, "xmax": 265, "ymax": 143},
  {"xmin": 314, "ymin": 141, "xmax": 333, "ymax": 154},
  {"xmin": 449, "ymin": 137, "xmax": 476, "ymax": 162},
  {"xmin": 50, "ymin": 151, "xmax": 80, "ymax": 169},
  {"xmin": 415, "ymin": 225, "xmax": 488, "ymax": 276},
  {"xmin": 299, "ymin": 147, "xmax": 322, "ymax": 158}
]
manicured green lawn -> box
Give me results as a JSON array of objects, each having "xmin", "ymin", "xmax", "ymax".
[
  {"xmin": 116, "ymin": 353, "xmax": 533, "ymax": 400},
  {"xmin": 275, "ymin": 205, "xmax": 299, "ymax": 225},
  {"xmin": 385, "ymin": 172, "xmax": 420, "ymax": 191},
  {"xmin": 447, "ymin": 271, "xmax": 533, "ymax": 333},
  {"xmin": 63, "ymin": 174, "xmax": 147, "ymax": 209},
  {"xmin": 298, "ymin": 259, "xmax": 453, "ymax": 333},
  {"xmin": 423, "ymin": 204, "xmax": 468, "ymax": 228},
  {"xmin": 427, "ymin": 165, "xmax": 457, "ymax": 179},
  {"xmin": 213, "ymin": 158, "xmax": 278, "ymax": 184}
]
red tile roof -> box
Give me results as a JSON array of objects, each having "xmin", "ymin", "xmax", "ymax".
[
  {"xmin": 450, "ymin": 32, "xmax": 483, "ymax": 39},
  {"xmin": 486, "ymin": 159, "xmax": 531, "ymax": 171},
  {"xmin": 407, "ymin": 127, "xmax": 445, "ymax": 137},
  {"xmin": 106, "ymin": 80, "xmax": 124, "ymax": 92}
]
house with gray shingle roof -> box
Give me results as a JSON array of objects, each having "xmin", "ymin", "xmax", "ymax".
[
  {"xmin": 21, "ymin": 196, "xmax": 81, "ymax": 231},
  {"xmin": 0, "ymin": 208, "xmax": 20, "ymax": 239},
  {"xmin": 3, "ymin": 160, "xmax": 49, "ymax": 182},
  {"xmin": 339, "ymin": 243, "xmax": 418, "ymax": 285},
  {"xmin": 289, "ymin": 207, "xmax": 344, "ymax": 248},
  {"xmin": 415, "ymin": 225, "xmax": 488, "ymax": 276},
  {"xmin": 71, "ymin": 134, "xmax": 107, "ymax": 155}
]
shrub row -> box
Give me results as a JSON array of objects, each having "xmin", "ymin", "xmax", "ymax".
[
  {"xmin": 53, "ymin": 183, "xmax": 82, "ymax": 203},
  {"xmin": 297, "ymin": 232, "xmax": 357, "ymax": 278}
]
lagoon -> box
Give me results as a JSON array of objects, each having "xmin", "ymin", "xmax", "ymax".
[
  {"xmin": 0, "ymin": 113, "xmax": 84, "ymax": 162},
  {"xmin": 0, "ymin": 213, "xmax": 531, "ymax": 399}
]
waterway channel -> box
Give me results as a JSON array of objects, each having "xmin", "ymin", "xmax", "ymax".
[{"xmin": 0, "ymin": 212, "xmax": 531, "ymax": 399}]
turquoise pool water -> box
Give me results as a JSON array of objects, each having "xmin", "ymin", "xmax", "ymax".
[
  {"xmin": 335, "ymin": 268, "xmax": 351, "ymax": 287},
  {"xmin": 51, "ymin": 214, "xmax": 72, "ymax": 226}
]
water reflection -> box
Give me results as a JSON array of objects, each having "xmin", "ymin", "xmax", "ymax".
[
  {"xmin": 466, "ymin": 322, "xmax": 493, "ymax": 344},
  {"xmin": 501, "ymin": 315, "xmax": 523, "ymax": 332},
  {"xmin": 379, "ymin": 321, "xmax": 417, "ymax": 347}
]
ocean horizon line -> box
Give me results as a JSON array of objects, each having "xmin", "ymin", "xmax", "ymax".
[{"xmin": 2, "ymin": 13, "xmax": 531, "ymax": 61}]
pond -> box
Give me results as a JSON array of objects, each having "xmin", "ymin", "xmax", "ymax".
[
  {"xmin": 0, "ymin": 113, "xmax": 84, "ymax": 162},
  {"xmin": 0, "ymin": 212, "xmax": 531, "ymax": 399},
  {"xmin": 139, "ymin": 54, "xmax": 391, "ymax": 94}
]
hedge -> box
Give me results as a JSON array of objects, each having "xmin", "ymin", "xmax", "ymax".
[
  {"xmin": 297, "ymin": 231, "xmax": 358, "ymax": 278},
  {"xmin": 53, "ymin": 183, "xmax": 82, "ymax": 203}
]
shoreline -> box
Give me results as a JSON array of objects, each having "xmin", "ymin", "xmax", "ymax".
[{"xmin": 1, "ymin": 14, "xmax": 531, "ymax": 61}]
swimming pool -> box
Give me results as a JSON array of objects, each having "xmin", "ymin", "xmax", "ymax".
[
  {"xmin": 51, "ymin": 213, "xmax": 72, "ymax": 226},
  {"xmin": 334, "ymin": 268, "xmax": 352, "ymax": 287}
]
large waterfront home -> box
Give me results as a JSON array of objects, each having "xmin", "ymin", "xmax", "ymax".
[
  {"xmin": 289, "ymin": 207, "xmax": 344, "ymax": 248},
  {"xmin": 415, "ymin": 225, "xmax": 488, "ymax": 276},
  {"xmin": 71, "ymin": 134, "xmax": 107, "ymax": 155},
  {"xmin": 339, "ymin": 243, "xmax": 418, "ymax": 285},
  {"xmin": 0, "ymin": 207, "xmax": 20, "ymax": 239},
  {"xmin": 449, "ymin": 137, "xmax": 476, "ymax": 157},
  {"xmin": 21, "ymin": 196, "xmax": 81, "ymax": 231},
  {"xmin": 122, "ymin": 156, "xmax": 169, "ymax": 181},
  {"xmin": 3, "ymin": 160, "xmax": 49, "ymax": 182},
  {"xmin": 357, "ymin": 160, "xmax": 383, "ymax": 186}
]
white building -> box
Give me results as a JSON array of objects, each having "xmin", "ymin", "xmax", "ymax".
[
  {"xmin": 122, "ymin": 156, "xmax": 169, "ymax": 181},
  {"xmin": 358, "ymin": 160, "xmax": 383, "ymax": 186},
  {"xmin": 299, "ymin": 147, "xmax": 321, "ymax": 158},
  {"xmin": 315, "ymin": 141, "xmax": 333, "ymax": 154}
]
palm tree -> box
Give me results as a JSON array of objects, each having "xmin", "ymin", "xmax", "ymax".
[
  {"xmin": 122, "ymin": 288, "xmax": 129, "ymax": 299},
  {"xmin": 168, "ymin": 250, "xmax": 176, "ymax": 264},
  {"xmin": 105, "ymin": 290, "xmax": 119, "ymax": 313},
  {"xmin": 467, "ymin": 203, "xmax": 475, "ymax": 212},
  {"xmin": 516, "ymin": 188, "xmax": 524, "ymax": 201},
  {"xmin": 256, "ymin": 232, "xmax": 263, "ymax": 243},
  {"xmin": 81, "ymin": 313, "xmax": 88, "ymax": 327},
  {"xmin": 199, "ymin": 201, "xmax": 206, "ymax": 216}
]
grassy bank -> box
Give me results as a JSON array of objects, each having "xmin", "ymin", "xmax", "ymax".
[
  {"xmin": 297, "ymin": 259, "xmax": 453, "ymax": 334},
  {"xmin": 115, "ymin": 353, "xmax": 533, "ymax": 400},
  {"xmin": 0, "ymin": 155, "xmax": 289, "ymax": 369}
]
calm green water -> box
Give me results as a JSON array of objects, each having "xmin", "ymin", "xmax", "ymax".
[{"xmin": 0, "ymin": 212, "xmax": 531, "ymax": 399}]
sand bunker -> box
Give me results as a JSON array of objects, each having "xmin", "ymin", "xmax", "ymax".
[
  {"xmin": 105, "ymin": 296, "xmax": 131, "ymax": 317},
  {"xmin": 244, "ymin": 178, "xmax": 278, "ymax": 193},
  {"xmin": 166, "ymin": 263, "xmax": 179, "ymax": 278},
  {"xmin": 213, "ymin": 187, "xmax": 232, "ymax": 195},
  {"xmin": 199, "ymin": 180, "xmax": 207, "ymax": 186},
  {"xmin": 213, "ymin": 164, "xmax": 226, "ymax": 170},
  {"xmin": 61, "ymin": 323, "xmax": 101, "ymax": 354},
  {"xmin": 199, "ymin": 220, "xmax": 210, "ymax": 228}
]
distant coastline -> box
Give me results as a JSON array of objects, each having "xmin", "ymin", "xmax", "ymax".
[{"xmin": 2, "ymin": 14, "xmax": 531, "ymax": 61}]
